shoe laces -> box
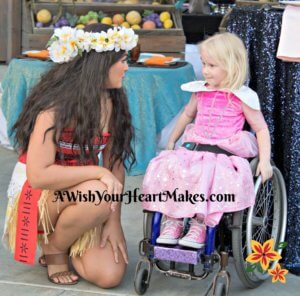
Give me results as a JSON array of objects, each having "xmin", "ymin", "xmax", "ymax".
[
  {"xmin": 185, "ymin": 218, "xmax": 205, "ymax": 239},
  {"xmin": 161, "ymin": 219, "xmax": 183, "ymax": 236}
]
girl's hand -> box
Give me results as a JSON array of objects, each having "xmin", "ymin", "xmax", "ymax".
[
  {"xmin": 256, "ymin": 161, "xmax": 273, "ymax": 183},
  {"xmin": 100, "ymin": 219, "xmax": 128, "ymax": 264},
  {"xmin": 98, "ymin": 169, "xmax": 123, "ymax": 211},
  {"xmin": 166, "ymin": 141, "xmax": 175, "ymax": 150}
]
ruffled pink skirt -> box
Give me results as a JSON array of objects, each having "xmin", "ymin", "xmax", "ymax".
[{"xmin": 142, "ymin": 126, "xmax": 258, "ymax": 226}]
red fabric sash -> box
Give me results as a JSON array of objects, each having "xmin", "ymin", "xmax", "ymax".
[{"xmin": 14, "ymin": 180, "xmax": 41, "ymax": 265}]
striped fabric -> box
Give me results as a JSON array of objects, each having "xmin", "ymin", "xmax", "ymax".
[
  {"xmin": 18, "ymin": 129, "xmax": 111, "ymax": 166},
  {"xmin": 55, "ymin": 129, "xmax": 111, "ymax": 166}
]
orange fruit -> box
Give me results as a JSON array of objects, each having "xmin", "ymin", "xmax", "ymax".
[
  {"xmin": 113, "ymin": 14, "xmax": 124, "ymax": 25},
  {"xmin": 142, "ymin": 20, "xmax": 156, "ymax": 29},
  {"xmin": 87, "ymin": 19, "xmax": 98, "ymax": 25}
]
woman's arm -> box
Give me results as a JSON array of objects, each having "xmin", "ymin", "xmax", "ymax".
[
  {"xmin": 167, "ymin": 93, "xmax": 197, "ymax": 149},
  {"xmin": 101, "ymin": 139, "xmax": 128, "ymax": 264},
  {"xmin": 102, "ymin": 139, "xmax": 124, "ymax": 215},
  {"xmin": 26, "ymin": 111, "xmax": 112, "ymax": 190},
  {"xmin": 103, "ymin": 139, "xmax": 125, "ymax": 185}
]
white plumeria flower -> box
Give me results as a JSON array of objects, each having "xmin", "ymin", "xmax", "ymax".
[
  {"xmin": 75, "ymin": 29, "xmax": 92, "ymax": 52},
  {"xmin": 89, "ymin": 33, "xmax": 99, "ymax": 50},
  {"xmin": 91, "ymin": 32, "xmax": 109, "ymax": 52},
  {"xmin": 119, "ymin": 28, "xmax": 138, "ymax": 51},
  {"xmin": 49, "ymin": 40, "xmax": 78, "ymax": 64},
  {"xmin": 104, "ymin": 36, "xmax": 115, "ymax": 52},
  {"xmin": 54, "ymin": 26, "xmax": 77, "ymax": 43},
  {"xmin": 47, "ymin": 26, "xmax": 138, "ymax": 63},
  {"xmin": 107, "ymin": 27, "xmax": 122, "ymax": 52}
]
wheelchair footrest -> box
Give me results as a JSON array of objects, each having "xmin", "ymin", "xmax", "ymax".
[{"xmin": 154, "ymin": 245, "xmax": 204, "ymax": 264}]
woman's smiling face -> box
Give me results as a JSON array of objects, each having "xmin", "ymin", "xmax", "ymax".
[{"xmin": 106, "ymin": 54, "xmax": 129, "ymax": 89}]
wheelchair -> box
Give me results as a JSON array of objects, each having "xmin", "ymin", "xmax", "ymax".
[{"xmin": 134, "ymin": 157, "xmax": 287, "ymax": 296}]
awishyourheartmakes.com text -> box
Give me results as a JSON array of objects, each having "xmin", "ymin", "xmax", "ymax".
[{"xmin": 53, "ymin": 188, "xmax": 235, "ymax": 205}]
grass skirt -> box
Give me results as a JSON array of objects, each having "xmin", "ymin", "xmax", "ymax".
[{"xmin": 2, "ymin": 161, "xmax": 98, "ymax": 259}]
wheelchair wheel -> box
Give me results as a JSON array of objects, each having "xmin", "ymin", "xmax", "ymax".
[
  {"xmin": 232, "ymin": 165, "xmax": 287, "ymax": 288},
  {"xmin": 134, "ymin": 268, "xmax": 149, "ymax": 295}
]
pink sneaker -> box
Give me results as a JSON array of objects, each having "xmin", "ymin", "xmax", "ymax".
[
  {"xmin": 156, "ymin": 218, "xmax": 184, "ymax": 245},
  {"xmin": 178, "ymin": 218, "xmax": 206, "ymax": 249}
]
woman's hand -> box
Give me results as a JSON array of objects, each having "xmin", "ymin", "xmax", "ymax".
[
  {"xmin": 98, "ymin": 168, "xmax": 123, "ymax": 211},
  {"xmin": 100, "ymin": 218, "xmax": 128, "ymax": 264},
  {"xmin": 166, "ymin": 141, "xmax": 175, "ymax": 150},
  {"xmin": 256, "ymin": 160, "xmax": 273, "ymax": 183}
]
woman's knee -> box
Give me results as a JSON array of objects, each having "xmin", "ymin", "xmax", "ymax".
[
  {"xmin": 76, "ymin": 180, "xmax": 112, "ymax": 220},
  {"xmin": 88, "ymin": 264, "xmax": 126, "ymax": 288},
  {"xmin": 72, "ymin": 249, "xmax": 126, "ymax": 289},
  {"xmin": 74, "ymin": 260, "xmax": 126, "ymax": 288},
  {"xmin": 57, "ymin": 180, "xmax": 112, "ymax": 228}
]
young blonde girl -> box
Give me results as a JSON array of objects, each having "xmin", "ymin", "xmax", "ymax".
[{"xmin": 142, "ymin": 32, "xmax": 273, "ymax": 249}]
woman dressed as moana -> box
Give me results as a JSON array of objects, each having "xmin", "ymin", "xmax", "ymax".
[{"xmin": 2, "ymin": 23, "xmax": 137, "ymax": 287}]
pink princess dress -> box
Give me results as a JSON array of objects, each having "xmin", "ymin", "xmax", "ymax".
[{"xmin": 142, "ymin": 81, "xmax": 267, "ymax": 226}]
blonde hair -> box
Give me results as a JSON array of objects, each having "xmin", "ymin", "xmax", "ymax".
[{"xmin": 198, "ymin": 32, "xmax": 248, "ymax": 90}]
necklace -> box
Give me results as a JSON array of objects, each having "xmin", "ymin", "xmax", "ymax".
[{"xmin": 197, "ymin": 91, "xmax": 234, "ymax": 139}]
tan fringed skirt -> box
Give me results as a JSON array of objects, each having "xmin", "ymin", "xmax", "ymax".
[{"xmin": 2, "ymin": 162, "xmax": 99, "ymax": 259}]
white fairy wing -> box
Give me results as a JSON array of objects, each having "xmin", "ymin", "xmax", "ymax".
[
  {"xmin": 181, "ymin": 81, "xmax": 261, "ymax": 110},
  {"xmin": 232, "ymin": 86, "xmax": 261, "ymax": 111}
]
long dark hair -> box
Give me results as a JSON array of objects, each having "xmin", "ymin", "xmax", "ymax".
[{"xmin": 12, "ymin": 23, "xmax": 135, "ymax": 170}]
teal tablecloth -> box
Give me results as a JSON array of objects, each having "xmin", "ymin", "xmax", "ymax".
[{"xmin": 0, "ymin": 59, "xmax": 196, "ymax": 175}]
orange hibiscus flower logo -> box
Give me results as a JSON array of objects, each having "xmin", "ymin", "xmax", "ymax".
[
  {"xmin": 246, "ymin": 238, "xmax": 281, "ymax": 270},
  {"xmin": 268, "ymin": 264, "xmax": 289, "ymax": 284},
  {"xmin": 245, "ymin": 239, "xmax": 288, "ymax": 284}
]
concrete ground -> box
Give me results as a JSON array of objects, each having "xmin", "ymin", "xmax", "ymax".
[{"xmin": 0, "ymin": 64, "xmax": 299, "ymax": 295}]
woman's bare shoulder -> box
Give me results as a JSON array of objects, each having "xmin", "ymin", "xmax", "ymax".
[{"xmin": 35, "ymin": 109, "xmax": 56, "ymax": 127}]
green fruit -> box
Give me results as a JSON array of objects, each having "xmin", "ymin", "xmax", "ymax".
[
  {"xmin": 79, "ymin": 15, "xmax": 85, "ymax": 22},
  {"xmin": 87, "ymin": 11, "xmax": 98, "ymax": 20},
  {"xmin": 80, "ymin": 15, "xmax": 89, "ymax": 25}
]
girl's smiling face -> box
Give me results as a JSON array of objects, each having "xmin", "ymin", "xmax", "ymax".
[
  {"xmin": 106, "ymin": 54, "xmax": 129, "ymax": 89},
  {"xmin": 200, "ymin": 49, "xmax": 227, "ymax": 89}
]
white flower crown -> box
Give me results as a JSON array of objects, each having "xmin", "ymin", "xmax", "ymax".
[{"xmin": 47, "ymin": 26, "xmax": 139, "ymax": 64}]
